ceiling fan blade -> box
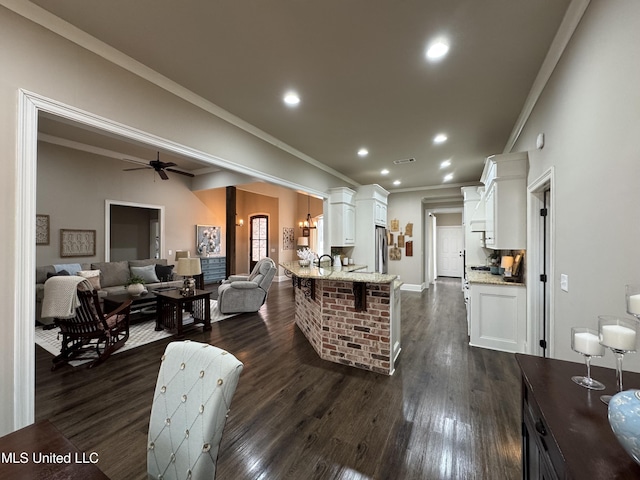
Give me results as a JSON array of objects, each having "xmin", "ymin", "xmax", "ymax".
[
  {"xmin": 165, "ymin": 168, "xmax": 195, "ymax": 178},
  {"xmin": 157, "ymin": 169, "xmax": 169, "ymax": 180},
  {"xmin": 123, "ymin": 166, "xmax": 152, "ymax": 171}
]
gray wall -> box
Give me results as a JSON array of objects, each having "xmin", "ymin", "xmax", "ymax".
[{"xmin": 513, "ymin": 0, "xmax": 640, "ymax": 372}]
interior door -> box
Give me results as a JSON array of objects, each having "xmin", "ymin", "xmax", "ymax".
[
  {"xmin": 437, "ymin": 226, "xmax": 463, "ymax": 278},
  {"xmin": 250, "ymin": 215, "xmax": 268, "ymax": 271}
]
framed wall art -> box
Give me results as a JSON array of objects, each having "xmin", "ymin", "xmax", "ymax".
[
  {"xmin": 283, "ymin": 227, "xmax": 295, "ymax": 250},
  {"xmin": 36, "ymin": 214, "xmax": 50, "ymax": 245},
  {"xmin": 60, "ymin": 229, "xmax": 96, "ymax": 257},
  {"xmin": 196, "ymin": 225, "xmax": 221, "ymax": 256}
]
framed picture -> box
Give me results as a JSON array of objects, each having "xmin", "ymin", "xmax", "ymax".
[
  {"xmin": 60, "ymin": 229, "xmax": 96, "ymax": 257},
  {"xmin": 283, "ymin": 227, "xmax": 295, "ymax": 250},
  {"xmin": 36, "ymin": 214, "xmax": 50, "ymax": 245},
  {"xmin": 196, "ymin": 225, "xmax": 221, "ymax": 255}
]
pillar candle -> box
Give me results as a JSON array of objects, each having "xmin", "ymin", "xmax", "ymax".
[
  {"xmin": 601, "ymin": 324, "xmax": 637, "ymax": 351},
  {"xmin": 573, "ymin": 331, "xmax": 604, "ymax": 356},
  {"xmin": 628, "ymin": 294, "xmax": 640, "ymax": 315}
]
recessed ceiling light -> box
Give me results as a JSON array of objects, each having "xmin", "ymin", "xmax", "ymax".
[
  {"xmin": 381, "ymin": 169, "xmax": 390, "ymax": 175},
  {"xmin": 358, "ymin": 148, "xmax": 369, "ymax": 157},
  {"xmin": 393, "ymin": 180, "xmax": 401, "ymax": 186},
  {"xmin": 283, "ymin": 91, "xmax": 300, "ymax": 106},
  {"xmin": 440, "ymin": 159, "xmax": 451, "ymax": 168},
  {"xmin": 426, "ymin": 39, "xmax": 450, "ymax": 61},
  {"xmin": 444, "ymin": 173, "xmax": 454, "ymax": 182},
  {"xmin": 433, "ymin": 133, "xmax": 448, "ymax": 144}
]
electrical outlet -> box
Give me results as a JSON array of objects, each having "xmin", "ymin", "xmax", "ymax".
[
  {"xmin": 168, "ymin": 249, "xmax": 172, "ymax": 256},
  {"xmin": 560, "ymin": 274, "xmax": 569, "ymax": 292}
]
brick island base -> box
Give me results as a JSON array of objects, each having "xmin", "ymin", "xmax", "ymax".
[{"xmin": 292, "ymin": 276, "xmax": 400, "ymax": 375}]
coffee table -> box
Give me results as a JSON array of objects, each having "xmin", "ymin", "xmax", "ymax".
[
  {"xmin": 155, "ymin": 289, "xmax": 212, "ymax": 338},
  {"xmin": 103, "ymin": 289, "xmax": 176, "ymax": 324}
]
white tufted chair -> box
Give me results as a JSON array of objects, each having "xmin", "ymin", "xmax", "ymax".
[{"xmin": 147, "ymin": 341, "xmax": 243, "ymax": 480}]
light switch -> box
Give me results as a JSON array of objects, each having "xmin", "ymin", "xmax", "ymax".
[
  {"xmin": 168, "ymin": 249, "xmax": 172, "ymax": 256},
  {"xmin": 560, "ymin": 274, "xmax": 569, "ymax": 292}
]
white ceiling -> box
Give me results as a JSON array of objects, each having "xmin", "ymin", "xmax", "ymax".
[{"xmin": 30, "ymin": 0, "xmax": 571, "ymax": 191}]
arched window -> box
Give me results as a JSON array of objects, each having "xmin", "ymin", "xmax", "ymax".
[{"xmin": 250, "ymin": 215, "xmax": 268, "ymax": 270}]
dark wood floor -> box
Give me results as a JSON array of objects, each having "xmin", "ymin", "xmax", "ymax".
[{"xmin": 35, "ymin": 278, "xmax": 522, "ymax": 479}]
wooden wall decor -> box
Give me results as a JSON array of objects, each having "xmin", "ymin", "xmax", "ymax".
[
  {"xmin": 405, "ymin": 222, "xmax": 413, "ymax": 237},
  {"xmin": 406, "ymin": 241, "xmax": 413, "ymax": 257},
  {"xmin": 390, "ymin": 219, "xmax": 400, "ymax": 232},
  {"xmin": 389, "ymin": 245, "xmax": 401, "ymax": 261},
  {"xmin": 397, "ymin": 234, "xmax": 405, "ymax": 248},
  {"xmin": 36, "ymin": 214, "xmax": 50, "ymax": 245}
]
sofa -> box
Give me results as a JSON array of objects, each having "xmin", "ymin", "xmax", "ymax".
[{"xmin": 36, "ymin": 258, "xmax": 183, "ymax": 324}]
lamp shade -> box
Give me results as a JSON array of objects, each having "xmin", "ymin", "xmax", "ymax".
[
  {"xmin": 175, "ymin": 250, "xmax": 190, "ymax": 261},
  {"xmin": 176, "ymin": 257, "xmax": 201, "ymax": 276},
  {"xmin": 500, "ymin": 256, "xmax": 514, "ymax": 269},
  {"xmin": 297, "ymin": 237, "xmax": 309, "ymax": 247}
]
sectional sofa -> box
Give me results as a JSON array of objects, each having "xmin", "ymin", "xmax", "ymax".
[{"xmin": 35, "ymin": 258, "xmax": 182, "ymax": 325}]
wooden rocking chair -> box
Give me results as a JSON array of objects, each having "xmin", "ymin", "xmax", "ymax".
[{"xmin": 52, "ymin": 288, "xmax": 132, "ymax": 370}]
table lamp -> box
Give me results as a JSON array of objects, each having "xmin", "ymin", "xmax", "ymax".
[{"xmin": 176, "ymin": 257, "xmax": 201, "ymax": 296}]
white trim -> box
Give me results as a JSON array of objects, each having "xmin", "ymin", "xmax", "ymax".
[
  {"xmin": 13, "ymin": 89, "xmax": 328, "ymax": 428},
  {"xmin": 527, "ymin": 167, "xmax": 556, "ymax": 357},
  {"xmin": 105, "ymin": 200, "xmax": 166, "ymax": 262},
  {"xmin": 14, "ymin": 90, "xmax": 38, "ymax": 429},
  {"xmin": 2, "ymin": 0, "xmax": 358, "ymax": 188},
  {"xmin": 400, "ymin": 283, "xmax": 426, "ymax": 292},
  {"xmin": 504, "ymin": 0, "xmax": 591, "ymax": 152}
]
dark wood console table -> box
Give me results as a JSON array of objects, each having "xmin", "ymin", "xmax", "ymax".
[
  {"xmin": 0, "ymin": 420, "xmax": 109, "ymax": 479},
  {"xmin": 516, "ymin": 354, "xmax": 640, "ymax": 479},
  {"xmin": 155, "ymin": 289, "xmax": 212, "ymax": 338}
]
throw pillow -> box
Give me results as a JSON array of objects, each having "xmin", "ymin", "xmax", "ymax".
[
  {"xmin": 47, "ymin": 269, "xmax": 70, "ymax": 279},
  {"xmin": 77, "ymin": 270, "xmax": 102, "ymax": 290},
  {"xmin": 130, "ymin": 264, "xmax": 160, "ymax": 284},
  {"xmin": 155, "ymin": 264, "xmax": 174, "ymax": 282},
  {"xmin": 53, "ymin": 263, "xmax": 83, "ymax": 275}
]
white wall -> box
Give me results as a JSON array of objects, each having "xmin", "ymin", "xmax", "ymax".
[{"xmin": 513, "ymin": 0, "xmax": 640, "ymax": 372}]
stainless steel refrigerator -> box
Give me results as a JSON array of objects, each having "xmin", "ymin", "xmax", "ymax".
[{"xmin": 375, "ymin": 226, "xmax": 388, "ymax": 274}]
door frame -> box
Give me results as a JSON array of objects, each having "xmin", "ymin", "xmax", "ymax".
[
  {"xmin": 105, "ymin": 200, "xmax": 165, "ymax": 261},
  {"xmin": 527, "ymin": 167, "xmax": 555, "ymax": 357},
  {"xmin": 436, "ymin": 225, "xmax": 463, "ymax": 278},
  {"xmin": 249, "ymin": 214, "xmax": 269, "ymax": 271}
]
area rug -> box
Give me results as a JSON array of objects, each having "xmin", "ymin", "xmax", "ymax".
[
  {"xmin": 35, "ymin": 319, "xmax": 173, "ymax": 366},
  {"xmin": 36, "ymin": 300, "xmax": 239, "ymax": 366}
]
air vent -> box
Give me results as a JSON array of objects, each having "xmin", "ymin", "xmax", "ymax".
[{"xmin": 393, "ymin": 158, "xmax": 416, "ymax": 165}]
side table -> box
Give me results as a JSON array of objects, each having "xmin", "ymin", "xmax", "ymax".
[{"xmin": 155, "ymin": 289, "xmax": 212, "ymax": 338}]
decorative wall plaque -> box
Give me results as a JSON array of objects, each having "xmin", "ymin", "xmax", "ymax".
[
  {"xmin": 36, "ymin": 214, "xmax": 50, "ymax": 245},
  {"xmin": 60, "ymin": 229, "xmax": 96, "ymax": 257}
]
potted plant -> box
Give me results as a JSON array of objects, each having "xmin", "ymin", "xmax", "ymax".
[{"xmin": 125, "ymin": 275, "xmax": 146, "ymax": 296}]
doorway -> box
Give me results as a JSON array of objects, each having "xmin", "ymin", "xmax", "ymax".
[
  {"xmin": 249, "ymin": 214, "xmax": 269, "ymax": 271},
  {"xmin": 105, "ymin": 200, "xmax": 164, "ymax": 262},
  {"xmin": 528, "ymin": 167, "xmax": 555, "ymax": 357},
  {"xmin": 436, "ymin": 226, "xmax": 463, "ymax": 278}
]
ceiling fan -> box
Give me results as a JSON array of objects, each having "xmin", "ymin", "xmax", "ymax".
[{"xmin": 123, "ymin": 152, "xmax": 195, "ymax": 180}]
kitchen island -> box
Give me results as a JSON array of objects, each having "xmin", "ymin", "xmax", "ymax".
[{"xmin": 280, "ymin": 261, "xmax": 401, "ymax": 375}]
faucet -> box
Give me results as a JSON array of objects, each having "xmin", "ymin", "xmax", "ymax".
[{"xmin": 316, "ymin": 254, "xmax": 333, "ymax": 267}]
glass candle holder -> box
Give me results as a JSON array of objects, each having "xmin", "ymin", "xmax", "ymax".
[
  {"xmin": 626, "ymin": 285, "xmax": 640, "ymax": 319},
  {"xmin": 571, "ymin": 327, "xmax": 606, "ymax": 390},
  {"xmin": 599, "ymin": 315, "xmax": 639, "ymax": 404}
]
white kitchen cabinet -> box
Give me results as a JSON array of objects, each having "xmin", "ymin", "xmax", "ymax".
[
  {"xmin": 469, "ymin": 282, "xmax": 526, "ymax": 353},
  {"xmin": 461, "ymin": 186, "xmax": 486, "ymax": 266},
  {"xmin": 480, "ymin": 152, "xmax": 527, "ymax": 250},
  {"xmin": 329, "ymin": 187, "xmax": 356, "ymax": 246},
  {"xmin": 353, "ymin": 184, "xmax": 389, "ymax": 267}
]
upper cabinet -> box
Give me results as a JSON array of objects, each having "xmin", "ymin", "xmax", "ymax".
[
  {"xmin": 480, "ymin": 152, "xmax": 528, "ymax": 250},
  {"xmin": 329, "ymin": 187, "xmax": 356, "ymax": 246}
]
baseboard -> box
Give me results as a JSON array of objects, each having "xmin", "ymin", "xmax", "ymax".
[{"xmin": 400, "ymin": 283, "xmax": 426, "ymax": 292}]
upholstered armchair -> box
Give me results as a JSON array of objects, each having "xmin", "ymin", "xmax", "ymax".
[
  {"xmin": 147, "ymin": 341, "xmax": 243, "ymax": 480},
  {"xmin": 217, "ymin": 258, "xmax": 276, "ymax": 314}
]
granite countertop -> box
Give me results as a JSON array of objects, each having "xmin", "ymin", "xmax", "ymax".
[
  {"xmin": 280, "ymin": 261, "xmax": 398, "ymax": 284},
  {"xmin": 466, "ymin": 267, "xmax": 525, "ymax": 286}
]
